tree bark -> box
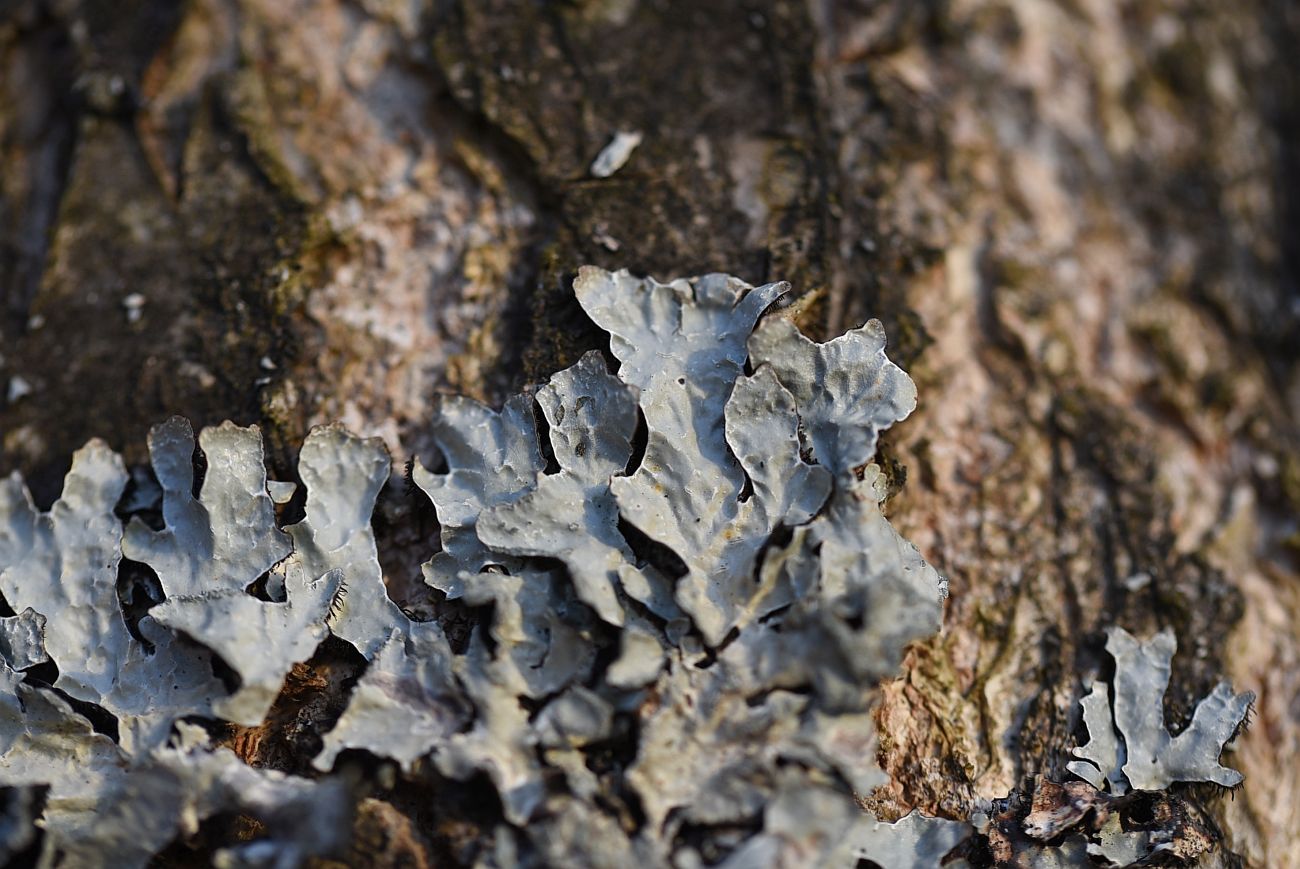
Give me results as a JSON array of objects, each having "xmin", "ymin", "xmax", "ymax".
[{"xmin": 2, "ymin": 0, "xmax": 1297, "ymax": 866}]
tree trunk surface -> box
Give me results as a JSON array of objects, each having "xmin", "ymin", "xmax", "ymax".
[{"xmin": 2, "ymin": 1, "xmax": 1298, "ymax": 866}]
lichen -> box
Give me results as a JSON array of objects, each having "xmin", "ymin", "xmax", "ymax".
[
  {"xmin": 1068, "ymin": 626, "xmax": 1253, "ymax": 794},
  {"xmin": 0, "ymin": 265, "xmax": 1015, "ymax": 866}
]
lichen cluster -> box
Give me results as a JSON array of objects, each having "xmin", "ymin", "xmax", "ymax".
[{"xmin": 0, "ymin": 267, "xmax": 1252, "ymax": 868}]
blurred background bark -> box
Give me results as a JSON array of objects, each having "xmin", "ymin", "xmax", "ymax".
[{"xmin": 2, "ymin": 1, "xmax": 1297, "ymax": 866}]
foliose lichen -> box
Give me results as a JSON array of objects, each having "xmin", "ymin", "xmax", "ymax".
[
  {"xmin": 1068, "ymin": 626, "xmax": 1253, "ymax": 795},
  {"xmin": 14, "ymin": 265, "xmax": 1235, "ymax": 866}
]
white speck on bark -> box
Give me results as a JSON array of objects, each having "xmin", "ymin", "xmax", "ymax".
[
  {"xmin": 123, "ymin": 293, "xmax": 146, "ymax": 323},
  {"xmin": 590, "ymin": 131, "xmax": 643, "ymax": 178},
  {"xmin": 6, "ymin": 376, "xmax": 32, "ymax": 403}
]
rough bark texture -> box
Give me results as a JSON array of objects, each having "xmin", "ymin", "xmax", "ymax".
[{"xmin": 2, "ymin": 0, "xmax": 1298, "ymax": 866}]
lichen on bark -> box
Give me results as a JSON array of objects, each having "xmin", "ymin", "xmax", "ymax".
[{"xmin": 2, "ymin": 0, "xmax": 1298, "ymax": 866}]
